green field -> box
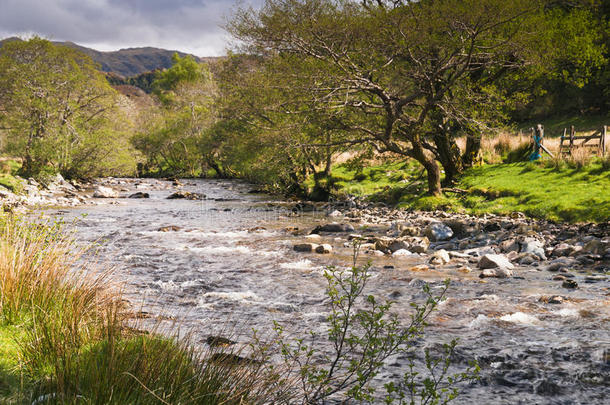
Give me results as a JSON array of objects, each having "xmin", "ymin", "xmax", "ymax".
[{"xmin": 326, "ymin": 159, "xmax": 610, "ymax": 223}]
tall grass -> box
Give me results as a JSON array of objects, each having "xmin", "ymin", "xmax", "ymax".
[{"xmin": 0, "ymin": 216, "xmax": 292, "ymax": 404}]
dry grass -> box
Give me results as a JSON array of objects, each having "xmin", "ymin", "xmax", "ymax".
[{"xmin": 0, "ymin": 216, "xmax": 294, "ymax": 404}]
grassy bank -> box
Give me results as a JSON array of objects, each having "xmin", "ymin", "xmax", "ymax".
[
  {"xmin": 325, "ymin": 158, "xmax": 610, "ymax": 223},
  {"xmin": 0, "ymin": 217, "xmax": 285, "ymax": 404}
]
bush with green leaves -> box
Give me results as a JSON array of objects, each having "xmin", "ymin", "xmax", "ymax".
[{"xmin": 269, "ymin": 243, "xmax": 479, "ymax": 404}]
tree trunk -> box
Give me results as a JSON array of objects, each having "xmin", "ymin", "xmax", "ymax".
[
  {"xmin": 410, "ymin": 141, "xmax": 442, "ymax": 196},
  {"xmin": 433, "ymin": 133, "xmax": 462, "ymax": 186},
  {"xmin": 462, "ymin": 133, "xmax": 482, "ymax": 169}
]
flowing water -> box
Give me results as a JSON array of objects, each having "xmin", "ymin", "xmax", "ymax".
[{"xmin": 48, "ymin": 179, "xmax": 609, "ymax": 404}]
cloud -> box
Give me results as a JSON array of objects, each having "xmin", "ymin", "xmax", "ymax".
[{"xmin": 0, "ymin": 0, "xmax": 262, "ymax": 56}]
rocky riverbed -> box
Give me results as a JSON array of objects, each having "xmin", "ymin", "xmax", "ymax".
[{"xmin": 5, "ymin": 177, "xmax": 609, "ymax": 404}]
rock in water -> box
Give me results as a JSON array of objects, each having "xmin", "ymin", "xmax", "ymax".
[
  {"xmin": 311, "ymin": 223, "xmax": 355, "ymax": 233},
  {"xmin": 424, "ymin": 222, "xmax": 454, "ymax": 242},
  {"xmin": 315, "ymin": 244, "xmax": 333, "ymax": 254},
  {"xmin": 521, "ymin": 238, "xmax": 546, "ymax": 260},
  {"xmin": 158, "ymin": 226, "xmax": 181, "ymax": 232},
  {"xmin": 478, "ymin": 254, "xmax": 515, "ymax": 270},
  {"xmin": 294, "ymin": 243, "xmax": 318, "ymax": 252},
  {"xmin": 128, "ymin": 192, "xmax": 150, "ymax": 198},
  {"xmin": 562, "ymin": 279, "xmax": 578, "ymax": 289},
  {"xmin": 429, "ymin": 249, "xmax": 450, "ymax": 265},
  {"xmin": 92, "ymin": 185, "xmax": 119, "ymax": 198},
  {"xmin": 167, "ymin": 191, "xmax": 205, "ymax": 200},
  {"xmin": 479, "ymin": 267, "xmax": 513, "ymax": 278}
]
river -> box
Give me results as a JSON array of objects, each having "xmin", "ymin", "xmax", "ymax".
[{"xmin": 48, "ymin": 178, "xmax": 609, "ymax": 404}]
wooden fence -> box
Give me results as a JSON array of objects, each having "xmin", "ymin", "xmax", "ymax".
[{"xmin": 559, "ymin": 125, "xmax": 607, "ymax": 157}]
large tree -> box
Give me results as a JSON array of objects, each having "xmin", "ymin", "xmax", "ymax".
[
  {"xmin": 227, "ymin": 0, "xmax": 574, "ymax": 195},
  {"xmin": 0, "ymin": 37, "xmax": 130, "ymax": 178}
]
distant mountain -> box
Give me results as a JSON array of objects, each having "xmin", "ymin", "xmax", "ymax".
[{"xmin": 0, "ymin": 37, "xmax": 220, "ymax": 77}]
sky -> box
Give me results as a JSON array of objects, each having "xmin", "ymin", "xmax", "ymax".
[{"xmin": 0, "ymin": 0, "xmax": 262, "ymax": 56}]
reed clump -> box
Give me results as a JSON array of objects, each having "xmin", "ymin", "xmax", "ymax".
[{"xmin": 0, "ymin": 216, "xmax": 290, "ymax": 404}]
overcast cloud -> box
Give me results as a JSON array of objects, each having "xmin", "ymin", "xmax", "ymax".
[{"xmin": 0, "ymin": 0, "xmax": 262, "ymax": 56}]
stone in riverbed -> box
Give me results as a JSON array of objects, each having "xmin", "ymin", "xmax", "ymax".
[
  {"xmin": 392, "ymin": 249, "xmax": 412, "ymax": 256},
  {"xmin": 521, "ymin": 238, "xmax": 546, "ymax": 260},
  {"xmin": 167, "ymin": 191, "xmax": 205, "ymax": 200},
  {"xmin": 315, "ymin": 244, "xmax": 333, "ymax": 254},
  {"xmin": 478, "ymin": 254, "xmax": 514, "ymax": 270},
  {"xmin": 129, "ymin": 192, "xmax": 150, "ymax": 198},
  {"xmin": 294, "ymin": 243, "xmax": 318, "ymax": 252},
  {"xmin": 424, "ymin": 222, "xmax": 453, "ymax": 242},
  {"xmin": 311, "ymin": 223, "xmax": 355, "ymax": 233},
  {"xmin": 429, "ymin": 249, "xmax": 450, "ymax": 265},
  {"xmin": 158, "ymin": 226, "xmax": 181, "ymax": 232},
  {"xmin": 92, "ymin": 185, "xmax": 119, "ymax": 198},
  {"xmin": 562, "ymin": 279, "xmax": 578, "ymax": 289},
  {"xmin": 479, "ymin": 267, "xmax": 513, "ymax": 278}
]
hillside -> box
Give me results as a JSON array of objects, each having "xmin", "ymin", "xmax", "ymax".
[{"xmin": 0, "ymin": 37, "xmax": 220, "ymax": 77}]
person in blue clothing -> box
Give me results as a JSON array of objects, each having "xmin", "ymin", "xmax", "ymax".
[{"xmin": 530, "ymin": 124, "xmax": 544, "ymax": 161}]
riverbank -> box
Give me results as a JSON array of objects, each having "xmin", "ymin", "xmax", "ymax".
[{"xmin": 319, "ymin": 159, "xmax": 610, "ymax": 223}]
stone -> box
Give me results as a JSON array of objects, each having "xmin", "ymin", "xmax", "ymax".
[
  {"xmin": 304, "ymin": 234, "xmax": 321, "ymax": 240},
  {"xmin": 167, "ymin": 191, "xmax": 205, "ymax": 200},
  {"xmin": 429, "ymin": 249, "xmax": 450, "ymax": 265},
  {"xmin": 92, "ymin": 185, "xmax": 119, "ymax": 198},
  {"xmin": 293, "ymin": 243, "xmax": 318, "ymax": 253},
  {"xmin": 499, "ymin": 238, "xmax": 520, "ymax": 253},
  {"xmin": 457, "ymin": 266, "xmax": 472, "ymax": 273},
  {"xmin": 399, "ymin": 226, "xmax": 419, "ymax": 237},
  {"xmin": 521, "ymin": 238, "xmax": 546, "ymax": 260},
  {"xmin": 410, "ymin": 265, "xmax": 429, "ymax": 272},
  {"xmin": 408, "ymin": 236, "xmax": 430, "ymax": 253},
  {"xmin": 374, "ymin": 237, "xmax": 393, "ymax": 253},
  {"xmin": 311, "ymin": 223, "xmax": 355, "ymax": 233},
  {"xmin": 392, "ymin": 249, "xmax": 412, "ymax": 256},
  {"xmin": 424, "ymin": 222, "xmax": 454, "ymax": 242},
  {"xmin": 552, "ymin": 243, "xmax": 575, "ymax": 257},
  {"xmin": 158, "ymin": 226, "xmax": 181, "ymax": 232},
  {"xmin": 479, "ymin": 267, "xmax": 513, "ymax": 278},
  {"xmin": 129, "ymin": 192, "xmax": 150, "ymax": 198},
  {"xmin": 327, "ymin": 210, "xmax": 343, "ymax": 217},
  {"xmin": 478, "ymin": 254, "xmax": 515, "ymax": 270},
  {"xmin": 582, "ymin": 239, "xmax": 607, "ymax": 255},
  {"xmin": 315, "ymin": 244, "xmax": 333, "ymax": 254},
  {"xmin": 562, "ymin": 279, "xmax": 578, "ymax": 289},
  {"xmin": 388, "ymin": 239, "xmax": 410, "ymax": 253}
]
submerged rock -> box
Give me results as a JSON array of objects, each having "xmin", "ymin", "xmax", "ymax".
[
  {"xmin": 311, "ymin": 223, "xmax": 355, "ymax": 233},
  {"xmin": 293, "ymin": 243, "xmax": 317, "ymax": 253},
  {"xmin": 129, "ymin": 192, "xmax": 150, "ymax": 198},
  {"xmin": 562, "ymin": 279, "xmax": 578, "ymax": 289},
  {"xmin": 315, "ymin": 244, "xmax": 333, "ymax": 254},
  {"xmin": 158, "ymin": 226, "xmax": 181, "ymax": 232},
  {"xmin": 167, "ymin": 191, "xmax": 205, "ymax": 200}
]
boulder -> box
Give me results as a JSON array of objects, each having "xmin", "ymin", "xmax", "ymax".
[
  {"xmin": 315, "ymin": 244, "xmax": 333, "ymax": 254},
  {"xmin": 478, "ymin": 254, "xmax": 514, "ymax": 270},
  {"xmin": 399, "ymin": 226, "xmax": 419, "ymax": 237},
  {"xmin": 424, "ymin": 222, "xmax": 454, "ymax": 242},
  {"xmin": 92, "ymin": 186, "xmax": 119, "ymax": 198},
  {"xmin": 129, "ymin": 192, "xmax": 150, "ymax": 198},
  {"xmin": 311, "ymin": 223, "xmax": 355, "ymax": 233},
  {"xmin": 327, "ymin": 210, "xmax": 343, "ymax": 217},
  {"xmin": 294, "ymin": 243, "xmax": 318, "ymax": 253},
  {"xmin": 167, "ymin": 191, "xmax": 205, "ymax": 200}
]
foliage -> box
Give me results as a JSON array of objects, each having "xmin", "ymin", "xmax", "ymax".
[
  {"xmin": 131, "ymin": 54, "xmax": 216, "ymax": 177},
  {"xmin": 0, "ymin": 37, "xmax": 137, "ymax": 179},
  {"xmin": 271, "ymin": 243, "xmax": 478, "ymax": 403}
]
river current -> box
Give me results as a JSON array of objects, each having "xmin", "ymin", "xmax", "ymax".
[{"xmin": 49, "ymin": 178, "xmax": 608, "ymax": 404}]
